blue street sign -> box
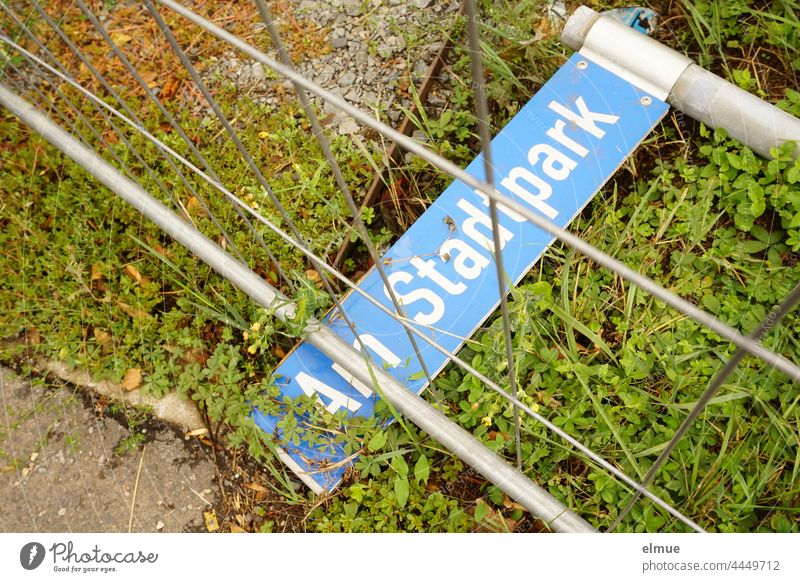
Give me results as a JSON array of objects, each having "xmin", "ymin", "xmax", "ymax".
[{"xmin": 252, "ymin": 53, "xmax": 668, "ymax": 493}]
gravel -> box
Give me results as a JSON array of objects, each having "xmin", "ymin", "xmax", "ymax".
[{"xmin": 207, "ymin": 0, "xmax": 461, "ymax": 135}]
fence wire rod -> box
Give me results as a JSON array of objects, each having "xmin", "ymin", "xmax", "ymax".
[
  {"xmin": 8, "ymin": 1, "xmax": 797, "ymax": 533},
  {"xmin": 155, "ymin": 0, "xmax": 800, "ymax": 383},
  {"xmin": 463, "ymin": 0, "xmax": 523, "ymax": 470},
  {"xmin": 18, "ymin": 62, "xmax": 708, "ymax": 533},
  {"xmin": 0, "ymin": 28, "xmax": 74, "ymax": 127},
  {"xmin": 1, "ymin": 60, "xmax": 141, "ymax": 201},
  {"xmin": 0, "ymin": 32, "xmax": 731, "ymax": 531},
  {"xmin": 29, "ymin": 1, "xmax": 207, "ymax": 220},
  {"xmin": 142, "ymin": 0, "xmax": 362, "ymax": 349},
  {"xmin": 69, "ymin": 0, "xmax": 294, "ymax": 291},
  {"xmin": 11, "ymin": 3, "xmax": 203, "ymax": 225},
  {"xmin": 3, "ymin": 3, "xmax": 283, "ymax": 288},
  {"xmin": 254, "ymin": 208, "xmax": 707, "ymax": 532},
  {"xmin": 0, "ymin": 81, "xmax": 597, "ymax": 531},
  {"xmin": 71, "ymin": 0, "xmax": 295, "ymax": 291},
  {"xmin": 234, "ymin": 194, "xmax": 707, "ymax": 533},
  {"xmin": 0, "ymin": 46, "xmax": 701, "ymax": 530},
  {"xmin": 0, "ymin": 52, "xmax": 201, "ymax": 526},
  {"xmin": 2, "ymin": 21, "xmax": 203, "ymax": 236},
  {"xmin": 3, "ymin": 3, "xmax": 202, "ymax": 226},
  {"xmin": 62, "ymin": 0, "xmax": 290, "ymax": 287},
  {"xmin": 609, "ymin": 280, "xmax": 800, "ymax": 531},
  {"xmin": 251, "ymin": 0, "xmax": 443, "ymax": 405},
  {"xmin": 2, "ymin": 58, "xmax": 89, "ymax": 146}
]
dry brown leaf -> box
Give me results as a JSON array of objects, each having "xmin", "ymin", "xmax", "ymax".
[
  {"xmin": 186, "ymin": 196, "xmax": 204, "ymax": 214},
  {"xmin": 90, "ymin": 264, "xmax": 103, "ymax": 281},
  {"xmin": 184, "ymin": 428, "xmax": 209, "ymax": 439},
  {"xmin": 305, "ymin": 269, "xmax": 323, "ymax": 287},
  {"xmin": 139, "ymin": 70, "xmax": 158, "ymax": 89},
  {"xmin": 243, "ymin": 482, "xmax": 268, "ymax": 494},
  {"xmin": 23, "ymin": 328, "xmax": 41, "ymax": 346},
  {"xmin": 120, "ymin": 368, "xmax": 141, "ymax": 391},
  {"xmin": 160, "ymin": 76, "xmax": 181, "ymax": 100},
  {"xmin": 117, "ymin": 301, "xmax": 151, "ymax": 320},
  {"xmin": 204, "ymin": 510, "xmax": 219, "ymax": 532},
  {"xmin": 162, "ymin": 343, "xmax": 181, "ymax": 354},
  {"xmin": 93, "ymin": 328, "xmax": 112, "ymax": 350},
  {"xmin": 38, "ymin": 215, "xmax": 54, "ymax": 231},
  {"xmin": 123, "ymin": 264, "xmax": 142, "ymax": 284},
  {"xmin": 78, "ymin": 61, "xmax": 91, "ymax": 82},
  {"xmin": 502, "ymin": 495, "xmax": 525, "ymax": 512},
  {"xmin": 229, "ymin": 525, "xmax": 247, "ymax": 533},
  {"xmin": 110, "ymin": 32, "xmax": 132, "ymax": 46},
  {"xmin": 182, "ymin": 347, "xmax": 208, "ymax": 366}
]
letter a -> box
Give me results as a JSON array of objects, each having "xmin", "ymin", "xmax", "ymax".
[{"xmin": 547, "ymin": 96, "xmax": 619, "ymax": 138}]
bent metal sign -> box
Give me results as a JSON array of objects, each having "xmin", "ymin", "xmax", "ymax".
[{"xmin": 252, "ymin": 54, "xmax": 668, "ymax": 492}]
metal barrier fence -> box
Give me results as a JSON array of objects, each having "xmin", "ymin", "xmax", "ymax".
[{"xmin": 1, "ymin": 1, "xmax": 799, "ymax": 533}]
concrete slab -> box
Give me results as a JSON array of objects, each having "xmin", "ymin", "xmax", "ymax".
[{"xmin": 0, "ymin": 366, "xmax": 218, "ymax": 532}]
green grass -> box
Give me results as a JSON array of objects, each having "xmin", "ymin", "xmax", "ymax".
[{"xmin": 1, "ymin": 0, "xmax": 800, "ymax": 532}]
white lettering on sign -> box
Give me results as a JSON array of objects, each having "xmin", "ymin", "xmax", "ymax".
[
  {"xmin": 528, "ymin": 143, "xmax": 578, "ymax": 181},
  {"xmin": 547, "ymin": 96, "xmax": 620, "ymax": 138},
  {"xmin": 457, "ymin": 198, "xmax": 514, "ymax": 252},
  {"xmin": 331, "ymin": 334, "xmax": 402, "ymax": 399},
  {"xmin": 384, "ymin": 271, "xmax": 445, "ymax": 326},
  {"xmin": 409, "ymin": 257, "xmax": 467, "ymax": 295},
  {"xmin": 304, "ymin": 93, "xmax": 620, "ymax": 416},
  {"xmin": 546, "ymin": 120, "xmax": 589, "ymax": 157},
  {"xmin": 499, "ymin": 167, "xmax": 558, "ymax": 220},
  {"xmin": 439, "ymin": 238, "xmax": 490, "ymax": 279},
  {"xmin": 296, "ymin": 372, "xmax": 362, "ymax": 414},
  {"xmin": 473, "ymin": 189, "xmax": 526, "ymax": 222},
  {"xmin": 300, "ymin": 334, "xmax": 402, "ymax": 412}
]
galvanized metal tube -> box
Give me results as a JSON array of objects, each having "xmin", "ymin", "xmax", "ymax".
[
  {"xmin": 561, "ymin": 6, "xmax": 800, "ymax": 159},
  {"xmin": 669, "ymin": 64, "xmax": 800, "ymax": 159},
  {"xmin": 304, "ymin": 327, "xmax": 596, "ymax": 534},
  {"xmin": 0, "ymin": 82, "xmax": 595, "ymax": 533}
]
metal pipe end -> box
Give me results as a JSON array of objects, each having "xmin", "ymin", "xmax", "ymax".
[{"xmin": 561, "ymin": 6, "xmax": 600, "ymax": 51}]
